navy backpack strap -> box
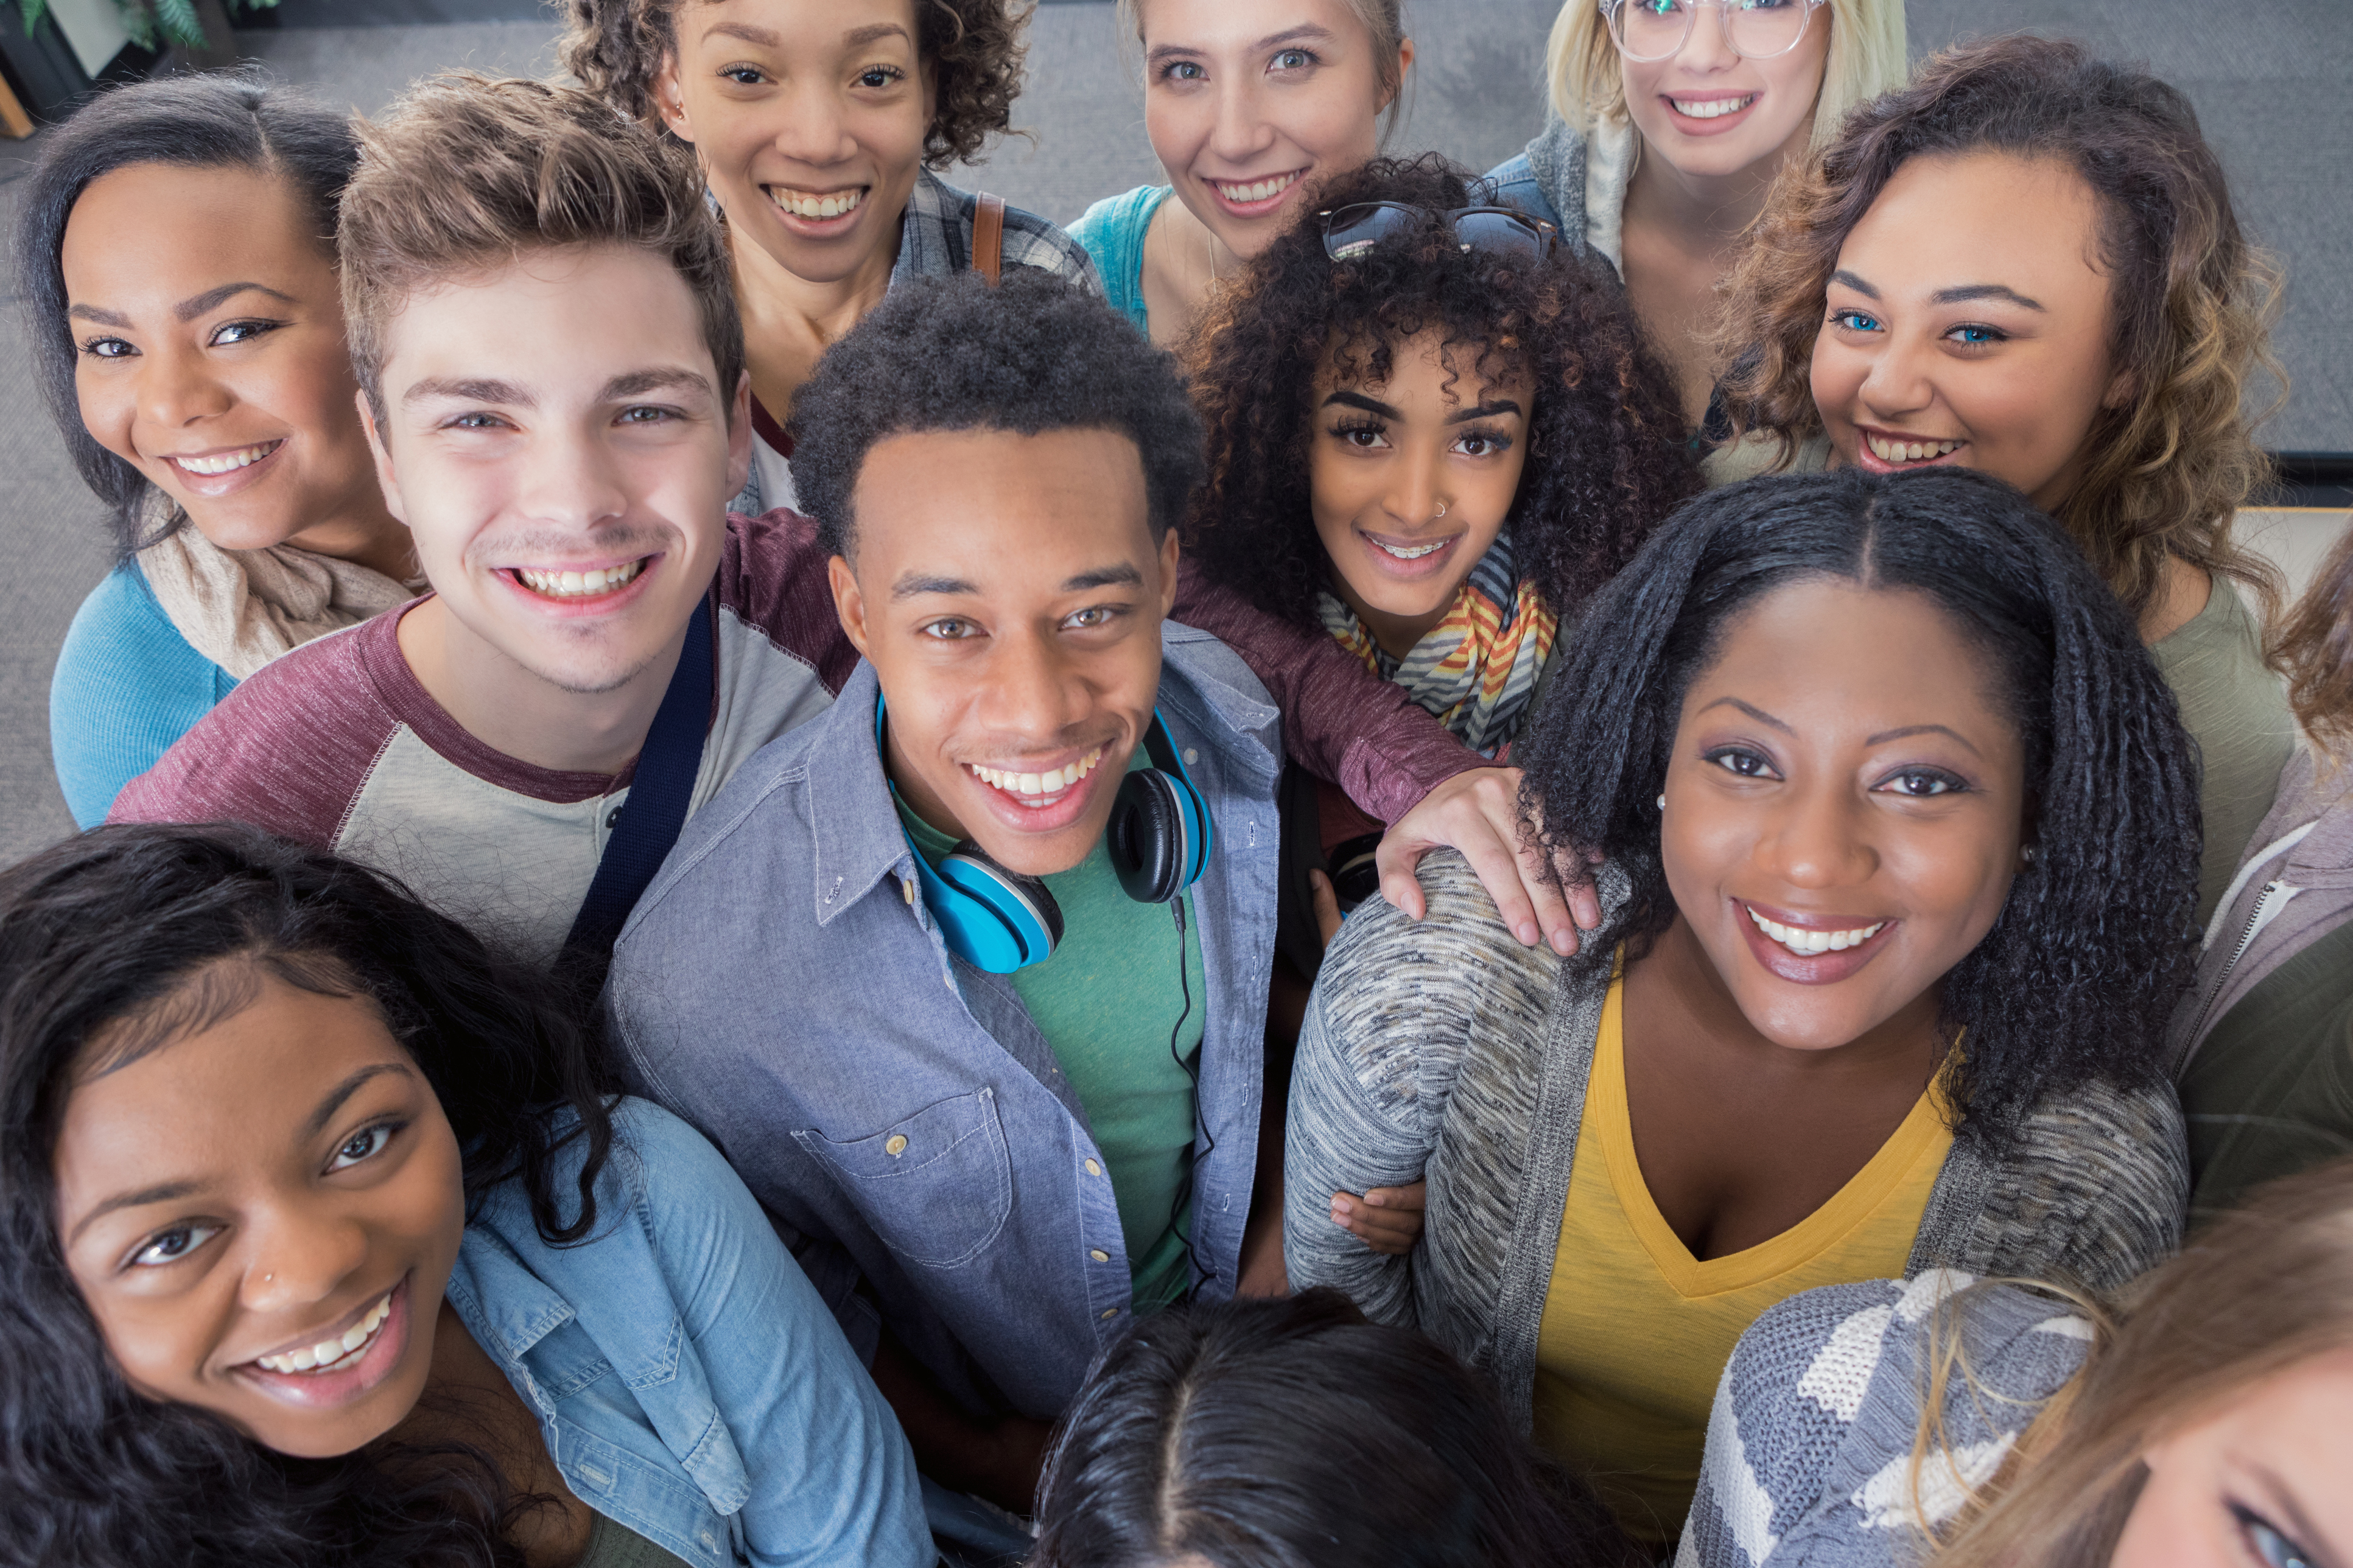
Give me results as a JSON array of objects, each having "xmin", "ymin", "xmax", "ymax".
[{"xmin": 554, "ymin": 591, "xmax": 715, "ymax": 991}]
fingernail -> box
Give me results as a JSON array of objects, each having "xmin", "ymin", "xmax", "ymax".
[{"xmin": 1517, "ymin": 922, "xmax": 1539, "ymax": 945}]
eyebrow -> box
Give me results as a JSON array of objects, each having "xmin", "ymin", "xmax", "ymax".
[
  {"xmin": 1698, "ymin": 696, "xmax": 1794, "ymax": 733},
  {"xmin": 1927, "ymin": 282, "xmax": 2045, "ymax": 310},
  {"xmin": 304, "ymin": 1063, "xmax": 413, "ymax": 1139},
  {"xmin": 843, "ymin": 21, "xmax": 910, "ymax": 48},
  {"xmin": 601, "ymin": 368, "xmax": 714, "ymax": 402},
  {"xmin": 405, "ymin": 376, "xmax": 533, "ymax": 407},
  {"xmin": 68, "ymin": 1180, "xmax": 204, "ymax": 1245},
  {"xmin": 1323, "ymin": 390, "xmax": 1398, "ymax": 419},
  {"xmin": 1447, "ymin": 399, "xmax": 1523, "ymax": 424},
  {"xmin": 1148, "ymin": 23, "xmax": 1336, "ymax": 65},
  {"xmin": 175, "ymin": 281, "xmax": 296, "ymax": 322},
  {"xmin": 1828, "ymin": 269, "xmax": 1881, "ymax": 301},
  {"xmin": 892, "ymin": 572, "xmax": 977, "ymax": 601},
  {"xmin": 1064, "ymin": 565, "xmax": 1143, "ymax": 592},
  {"xmin": 1865, "ymin": 723, "xmax": 1983, "ymax": 757}
]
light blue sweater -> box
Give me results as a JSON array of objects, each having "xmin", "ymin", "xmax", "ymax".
[
  {"xmin": 1067, "ymin": 184, "xmax": 1169, "ymax": 334},
  {"xmin": 51, "ymin": 562, "xmax": 236, "ymax": 828}
]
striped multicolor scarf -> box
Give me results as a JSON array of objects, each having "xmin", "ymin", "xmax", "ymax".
[{"xmin": 1316, "ymin": 533, "xmax": 1558, "ymax": 757}]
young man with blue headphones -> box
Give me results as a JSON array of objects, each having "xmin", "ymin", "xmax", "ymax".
[{"xmin": 605, "ymin": 272, "xmax": 1283, "ymax": 1516}]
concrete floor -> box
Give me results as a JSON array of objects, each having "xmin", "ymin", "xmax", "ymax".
[{"xmin": 0, "ymin": 0, "xmax": 2346, "ymax": 859}]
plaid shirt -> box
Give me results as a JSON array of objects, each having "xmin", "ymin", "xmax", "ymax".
[
  {"xmin": 734, "ymin": 169, "xmax": 1099, "ymax": 514},
  {"xmin": 892, "ymin": 167, "xmax": 1101, "ymax": 289}
]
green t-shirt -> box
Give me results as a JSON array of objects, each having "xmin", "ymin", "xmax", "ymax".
[{"xmin": 894, "ymin": 757, "xmax": 1206, "ymax": 1310}]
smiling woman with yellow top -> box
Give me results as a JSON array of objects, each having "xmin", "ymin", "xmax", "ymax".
[{"xmin": 1283, "ymin": 465, "xmax": 2203, "ymax": 1548}]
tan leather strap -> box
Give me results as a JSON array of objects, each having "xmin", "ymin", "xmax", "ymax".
[{"xmin": 973, "ymin": 192, "xmax": 1006, "ymax": 284}]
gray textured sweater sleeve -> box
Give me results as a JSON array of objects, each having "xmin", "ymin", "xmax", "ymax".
[{"xmin": 1283, "ymin": 852, "xmax": 1507, "ymax": 1327}]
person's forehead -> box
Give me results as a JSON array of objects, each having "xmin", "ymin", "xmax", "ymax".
[
  {"xmin": 384, "ymin": 243, "xmax": 712, "ymax": 374},
  {"xmin": 1846, "ymin": 151, "xmax": 2107, "ymax": 286},
  {"xmin": 854, "ymin": 427, "xmax": 1155, "ymax": 578}
]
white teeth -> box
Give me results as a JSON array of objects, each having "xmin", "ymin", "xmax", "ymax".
[
  {"xmin": 1865, "ymin": 433, "xmax": 1964, "ymax": 463},
  {"xmin": 1213, "ymin": 172, "xmax": 1300, "ymax": 205},
  {"xmin": 769, "ymin": 186, "xmax": 865, "ymax": 220},
  {"xmin": 516, "ymin": 559, "xmax": 645, "ymax": 598},
  {"xmin": 255, "ymin": 1291, "xmax": 393, "ymax": 1375},
  {"xmin": 1372, "ymin": 537, "xmax": 1448, "ymax": 561},
  {"xmin": 1745, "ymin": 905, "xmax": 1887, "ymax": 957},
  {"xmin": 174, "ymin": 442, "xmax": 279, "ymax": 476},
  {"xmin": 967, "ymin": 747, "xmax": 1105, "ymax": 802},
  {"xmin": 1671, "ymin": 94, "xmax": 1756, "ymax": 119}
]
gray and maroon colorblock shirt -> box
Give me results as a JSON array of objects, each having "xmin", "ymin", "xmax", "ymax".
[{"xmin": 111, "ymin": 508, "xmax": 855, "ymax": 964}]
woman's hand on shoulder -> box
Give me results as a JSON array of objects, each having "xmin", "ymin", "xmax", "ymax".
[
  {"xmin": 1328, "ymin": 1181, "xmax": 1428, "ymax": 1255},
  {"xmin": 1375, "ymin": 766, "xmax": 1599, "ymax": 953}
]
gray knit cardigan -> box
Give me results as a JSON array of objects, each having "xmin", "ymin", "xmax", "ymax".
[
  {"xmin": 1282, "ymin": 853, "xmax": 2187, "ymax": 1431},
  {"xmin": 1677, "ymin": 1275, "xmax": 2092, "ymax": 1567}
]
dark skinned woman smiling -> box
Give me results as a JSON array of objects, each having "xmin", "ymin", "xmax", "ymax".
[{"xmin": 1285, "ymin": 466, "xmax": 2202, "ymax": 1547}]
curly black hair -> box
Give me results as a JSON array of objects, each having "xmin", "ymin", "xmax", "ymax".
[
  {"xmin": 1182, "ymin": 154, "xmax": 1700, "ymax": 630},
  {"xmin": 561, "ymin": 0, "xmax": 1030, "ymax": 169},
  {"xmin": 1514, "ymin": 466, "xmax": 2203, "ymax": 1148},
  {"xmin": 791, "ymin": 269, "xmax": 1205, "ymax": 558},
  {"xmin": 1031, "ymin": 1289, "xmax": 1643, "ymax": 1568},
  {"xmin": 15, "ymin": 71, "xmax": 359, "ymax": 560},
  {"xmin": 0, "ymin": 824, "xmax": 617, "ymax": 1568}
]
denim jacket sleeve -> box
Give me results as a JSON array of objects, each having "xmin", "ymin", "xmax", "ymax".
[
  {"xmin": 631, "ymin": 1105, "xmax": 930, "ymax": 1568},
  {"xmin": 464, "ymin": 1100, "xmax": 931, "ymax": 1568}
]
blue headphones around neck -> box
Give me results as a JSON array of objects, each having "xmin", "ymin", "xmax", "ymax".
[{"xmin": 878, "ymin": 696, "xmax": 1214, "ymax": 973}]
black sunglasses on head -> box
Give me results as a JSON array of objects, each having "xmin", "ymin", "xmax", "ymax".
[{"xmin": 1319, "ymin": 201, "xmax": 1559, "ymax": 264}]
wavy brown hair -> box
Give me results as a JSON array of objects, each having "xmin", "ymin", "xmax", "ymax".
[
  {"xmin": 561, "ymin": 0, "xmax": 1029, "ymax": 170},
  {"xmin": 1715, "ymin": 35, "xmax": 2284, "ymax": 622},
  {"xmin": 1182, "ymin": 155, "xmax": 1699, "ymax": 630},
  {"xmin": 2273, "ymin": 525, "xmax": 2353, "ymax": 757}
]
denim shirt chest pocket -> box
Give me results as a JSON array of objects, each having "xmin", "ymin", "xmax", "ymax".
[{"xmin": 791, "ymin": 1087, "xmax": 1013, "ymax": 1267}]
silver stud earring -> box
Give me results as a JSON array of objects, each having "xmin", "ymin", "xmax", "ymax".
[
  {"xmin": 1656, "ymin": 793, "xmax": 1667, "ymax": 811},
  {"xmin": 2021, "ymin": 844, "xmax": 2039, "ymax": 866}
]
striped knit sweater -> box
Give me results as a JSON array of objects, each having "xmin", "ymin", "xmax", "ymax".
[
  {"xmin": 1677, "ymin": 1275, "xmax": 2092, "ymax": 1566},
  {"xmin": 1282, "ymin": 853, "xmax": 2186, "ymax": 1433}
]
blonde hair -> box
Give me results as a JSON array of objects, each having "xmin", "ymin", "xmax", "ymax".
[
  {"xmin": 1543, "ymin": 0, "xmax": 1906, "ymax": 147},
  {"xmin": 1118, "ymin": 0, "xmax": 1413, "ymax": 139},
  {"xmin": 1909, "ymin": 1159, "xmax": 2353, "ymax": 1565}
]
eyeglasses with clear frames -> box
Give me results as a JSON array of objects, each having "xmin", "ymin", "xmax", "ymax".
[{"xmin": 1597, "ymin": 0, "xmax": 1826, "ymax": 64}]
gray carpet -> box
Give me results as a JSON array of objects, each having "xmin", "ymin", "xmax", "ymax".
[{"xmin": 0, "ymin": 0, "xmax": 2345, "ymax": 860}]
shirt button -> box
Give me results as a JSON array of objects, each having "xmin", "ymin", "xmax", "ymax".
[
  {"xmin": 1090, "ymin": 1248, "xmax": 1110, "ymax": 1262},
  {"xmin": 605, "ymin": 806, "xmax": 623, "ymax": 829},
  {"xmin": 1084, "ymin": 1159, "xmax": 1102, "ymax": 1177},
  {"xmin": 1101, "ymin": 1307, "xmax": 1119, "ymax": 1320},
  {"xmin": 885, "ymin": 1135, "xmax": 908, "ymax": 1157},
  {"xmin": 1183, "ymin": 748, "xmax": 1199, "ymax": 766}
]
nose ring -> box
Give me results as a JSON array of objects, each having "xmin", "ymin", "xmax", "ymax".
[{"xmin": 1433, "ymin": 500, "xmax": 1448, "ymax": 519}]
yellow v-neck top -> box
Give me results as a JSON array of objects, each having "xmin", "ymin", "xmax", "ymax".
[{"xmin": 1531, "ymin": 976, "xmax": 1954, "ymax": 1544}]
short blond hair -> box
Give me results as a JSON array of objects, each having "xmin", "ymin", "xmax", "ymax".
[
  {"xmin": 339, "ymin": 71, "xmax": 743, "ymax": 424},
  {"xmin": 1543, "ymin": 0, "xmax": 1906, "ymax": 148}
]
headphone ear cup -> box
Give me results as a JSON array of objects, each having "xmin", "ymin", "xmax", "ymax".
[
  {"xmin": 1109, "ymin": 770, "xmax": 1187, "ymax": 904},
  {"xmin": 935, "ymin": 843, "xmax": 1064, "ymax": 969}
]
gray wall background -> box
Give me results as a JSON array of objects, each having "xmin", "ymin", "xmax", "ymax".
[{"xmin": 0, "ymin": 0, "xmax": 2344, "ymax": 859}]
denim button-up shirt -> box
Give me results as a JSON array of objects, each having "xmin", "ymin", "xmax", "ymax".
[
  {"xmin": 607, "ymin": 628, "xmax": 1282, "ymax": 1419},
  {"xmin": 447, "ymin": 1099, "xmax": 930, "ymax": 1568}
]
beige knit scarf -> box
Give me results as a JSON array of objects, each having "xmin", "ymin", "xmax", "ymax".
[{"xmin": 133, "ymin": 490, "xmax": 418, "ymax": 679}]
